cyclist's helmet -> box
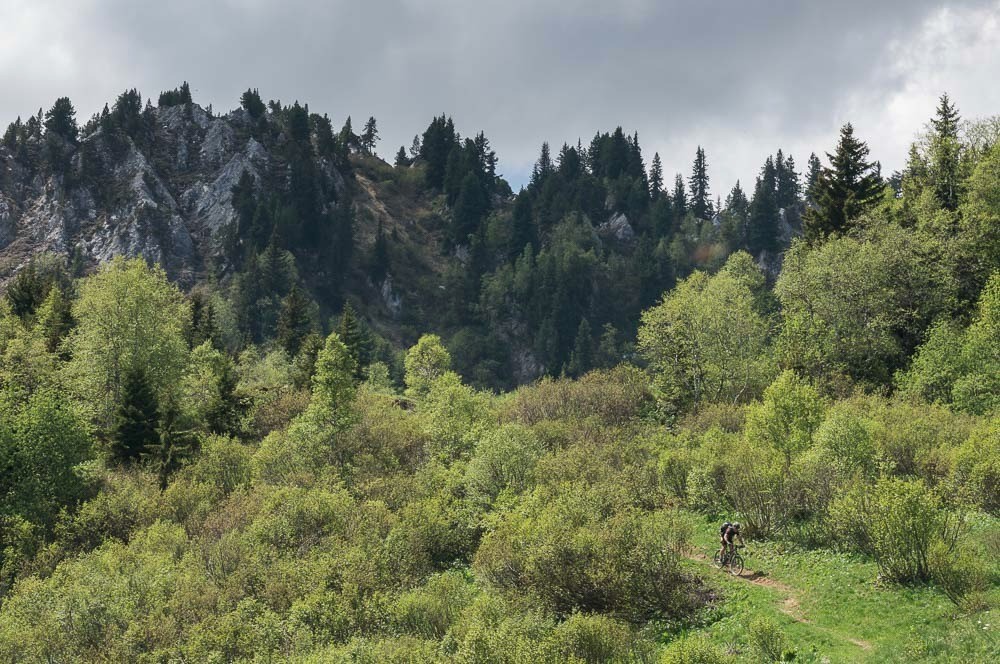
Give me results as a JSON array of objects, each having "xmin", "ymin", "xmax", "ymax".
[{"xmin": 733, "ymin": 522, "xmax": 741, "ymax": 530}]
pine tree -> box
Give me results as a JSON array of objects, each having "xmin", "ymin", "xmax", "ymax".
[
  {"xmin": 929, "ymin": 93, "xmax": 962, "ymax": 211},
  {"xmin": 596, "ymin": 323, "xmax": 620, "ymax": 369},
  {"xmin": 409, "ymin": 134, "xmax": 422, "ymax": 159},
  {"xmin": 775, "ymin": 150, "xmax": 800, "ymax": 209},
  {"xmin": 337, "ymin": 302, "xmax": 371, "ymax": 381},
  {"xmin": 339, "ymin": 116, "xmax": 357, "ymax": 153},
  {"xmin": 241, "ymin": 88, "xmax": 266, "ymax": 119},
  {"xmin": 688, "ymin": 146, "xmax": 711, "ymax": 219},
  {"xmin": 142, "ymin": 399, "xmax": 193, "ymax": 491},
  {"xmin": 649, "ymin": 152, "xmax": 664, "ymax": 200},
  {"xmin": 805, "ymin": 152, "xmax": 822, "ymax": 204},
  {"xmin": 112, "ymin": 367, "xmax": 159, "ymax": 464},
  {"xmin": 747, "ymin": 157, "xmax": 780, "ymax": 255},
  {"xmin": 672, "ymin": 174, "xmax": 688, "ymax": 219},
  {"xmin": 276, "ymin": 285, "xmax": 314, "ymax": 356},
  {"xmin": 453, "ymin": 172, "xmax": 488, "ymax": 242},
  {"xmin": 360, "ymin": 116, "xmax": 379, "ymax": 154},
  {"xmin": 802, "ymin": 123, "xmax": 883, "ymax": 242},
  {"xmin": 43, "ymin": 97, "xmax": 78, "ymax": 144},
  {"xmin": 394, "ymin": 146, "xmax": 410, "ymax": 167},
  {"xmin": 508, "ymin": 190, "xmax": 536, "ymax": 260},
  {"xmin": 530, "ymin": 142, "xmax": 554, "ymax": 186}
]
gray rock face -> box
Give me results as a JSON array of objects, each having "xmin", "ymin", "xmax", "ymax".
[
  {"xmin": 380, "ymin": 275, "xmax": 403, "ymax": 319},
  {"xmin": 0, "ymin": 103, "xmax": 342, "ymax": 286},
  {"xmin": 598, "ymin": 212, "xmax": 635, "ymax": 242}
]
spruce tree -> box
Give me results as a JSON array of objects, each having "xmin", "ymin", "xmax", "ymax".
[
  {"xmin": 112, "ymin": 367, "xmax": 159, "ymax": 464},
  {"xmin": 240, "ymin": 88, "xmax": 266, "ymax": 119},
  {"xmin": 142, "ymin": 400, "xmax": 192, "ymax": 491},
  {"xmin": 805, "ymin": 152, "xmax": 822, "ymax": 204},
  {"xmin": 394, "ymin": 146, "xmax": 410, "ymax": 167},
  {"xmin": 775, "ymin": 150, "xmax": 800, "ymax": 209},
  {"xmin": 802, "ymin": 123, "xmax": 883, "ymax": 242},
  {"xmin": 360, "ymin": 116, "xmax": 379, "ymax": 154},
  {"xmin": 276, "ymin": 285, "xmax": 314, "ymax": 356},
  {"xmin": 337, "ymin": 302, "xmax": 371, "ymax": 381},
  {"xmin": 453, "ymin": 172, "xmax": 488, "ymax": 242},
  {"xmin": 508, "ymin": 190, "xmax": 536, "ymax": 260},
  {"xmin": 747, "ymin": 157, "xmax": 780, "ymax": 255},
  {"xmin": 672, "ymin": 174, "xmax": 688, "ymax": 219},
  {"xmin": 649, "ymin": 152, "xmax": 664, "ymax": 200},
  {"xmin": 43, "ymin": 97, "xmax": 78, "ymax": 144},
  {"xmin": 530, "ymin": 142, "xmax": 554, "ymax": 186},
  {"xmin": 688, "ymin": 146, "xmax": 711, "ymax": 219},
  {"xmin": 929, "ymin": 93, "xmax": 962, "ymax": 211}
]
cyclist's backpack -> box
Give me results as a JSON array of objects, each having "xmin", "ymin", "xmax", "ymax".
[{"xmin": 720, "ymin": 522, "xmax": 731, "ymax": 536}]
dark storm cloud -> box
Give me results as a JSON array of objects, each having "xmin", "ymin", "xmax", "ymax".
[{"xmin": 2, "ymin": 0, "xmax": 999, "ymax": 190}]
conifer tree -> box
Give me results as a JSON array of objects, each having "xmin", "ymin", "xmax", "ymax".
[
  {"xmin": 775, "ymin": 150, "xmax": 800, "ymax": 209},
  {"xmin": 453, "ymin": 172, "xmax": 488, "ymax": 242},
  {"xmin": 240, "ymin": 88, "xmax": 266, "ymax": 119},
  {"xmin": 802, "ymin": 123, "xmax": 883, "ymax": 242},
  {"xmin": 394, "ymin": 146, "xmax": 410, "ymax": 167},
  {"xmin": 530, "ymin": 142, "xmax": 554, "ymax": 186},
  {"xmin": 112, "ymin": 367, "xmax": 159, "ymax": 464},
  {"xmin": 43, "ymin": 97, "xmax": 78, "ymax": 144},
  {"xmin": 747, "ymin": 157, "xmax": 780, "ymax": 254},
  {"xmin": 929, "ymin": 93, "xmax": 962, "ymax": 211},
  {"xmin": 142, "ymin": 399, "xmax": 193, "ymax": 491},
  {"xmin": 672, "ymin": 174, "xmax": 688, "ymax": 219},
  {"xmin": 805, "ymin": 152, "xmax": 822, "ymax": 204},
  {"xmin": 409, "ymin": 134, "xmax": 422, "ymax": 159},
  {"xmin": 276, "ymin": 285, "xmax": 314, "ymax": 356},
  {"xmin": 688, "ymin": 146, "xmax": 711, "ymax": 219},
  {"xmin": 508, "ymin": 190, "xmax": 536, "ymax": 260},
  {"xmin": 649, "ymin": 152, "xmax": 664, "ymax": 200},
  {"xmin": 360, "ymin": 116, "xmax": 379, "ymax": 154},
  {"xmin": 337, "ymin": 302, "xmax": 371, "ymax": 381}
]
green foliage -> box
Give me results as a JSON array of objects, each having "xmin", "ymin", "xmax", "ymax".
[
  {"xmin": 744, "ymin": 370, "xmax": 825, "ymax": 464},
  {"xmin": 64, "ymin": 257, "xmax": 189, "ymax": 424},
  {"xmin": 746, "ymin": 615, "xmax": 791, "ymax": 662},
  {"xmin": 404, "ymin": 333, "xmax": 452, "ymax": 398},
  {"xmin": 639, "ymin": 255, "xmax": 773, "ymax": 413},
  {"xmin": 465, "ymin": 424, "xmax": 543, "ymax": 507},
  {"xmin": 829, "ymin": 476, "xmax": 964, "ymax": 583},
  {"xmin": 660, "ymin": 634, "xmax": 730, "ymax": 664},
  {"xmin": 111, "ymin": 366, "xmax": 159, "ymax": 464}
]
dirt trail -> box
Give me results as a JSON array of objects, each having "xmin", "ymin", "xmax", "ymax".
[{"xmin": 687, "ymin": 548, "xmax": 873, "ymax": 651}]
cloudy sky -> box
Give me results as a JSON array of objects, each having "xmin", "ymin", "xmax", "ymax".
[{"xmin": 2, "ymin": 0, "xmax": 999, "ymax": 191}]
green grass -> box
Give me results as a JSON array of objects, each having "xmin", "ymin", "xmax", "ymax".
[{"xmin": 669, "ymin": 513, "xmax": 999, "ymax": 662}]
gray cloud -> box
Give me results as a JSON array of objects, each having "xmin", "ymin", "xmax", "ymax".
[{"xmin": 2, "ymin": 0, "xmax": 999, "ymax": 191}]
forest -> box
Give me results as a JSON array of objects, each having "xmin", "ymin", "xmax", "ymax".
[{"xmin": 0, "ymin": 87, "xmax": 997, "ymax": 662}]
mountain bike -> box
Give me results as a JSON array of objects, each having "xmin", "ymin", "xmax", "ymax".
[{"xmin": 713, "ymin": 544, "xmax": 745, "ymax": 576}]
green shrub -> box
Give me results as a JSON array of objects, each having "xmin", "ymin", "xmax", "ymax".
[
  {"xmin": 465, "ymin": 424, "xmax": 543, "ymax": 507},
  {"xmin": 542, "ymin": 613, "xmax": 638, "ymax": 663},
  {"xmin": 393, "ymin": 570, "xmax": 476, "ymax": 639},
  {"xmin": 747, "ymin": 616, "xmax": 790, "ymax": 662},
  {"xmin": 829, "ymin": 477, "xmax": 964, "ymax": 582},
  {"xmin": 950, "ymin": 418, "xmax": 1000, "ymax": 513},
  {"xmin": 660, "ymin": 634, "xmax": 730, "ymax": 664}
]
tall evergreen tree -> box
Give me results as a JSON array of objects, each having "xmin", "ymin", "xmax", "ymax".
[
  {"xmin": 394, "ymin": 146, "xmax": 411, "ymax": 167},
  {"xmin": 508, "ymin": 190, "xmax": 536, "ymax": 260},
  {"xmin": 360, "ymin": 116, "xmax": 379, "ymax": 154},
  {"xmin": 531, "ymin": 142, "xmax": 554, "ymax": 186},
  {"xmin": 453, "ymin": 172, "xmax": 488, "ymax": 242},
  {"xmin": 43, "ymin": 97, "xmax": 78, "ymax": 144},
  {"xmin": 276, "ymin": 286, "xmax": 314, "ymax": 356},
  {"xmin": 805, "ymin": 152, "xmax": 822, "ymax": 204},
  {"xmin": 241, "ymin": 88, "xmax": 266, "ymax": 119},
  {"xmin": 929, "ymin": 93, "xmax": 962, "ymax": 211},
  {"xmin": 775, "ymin": 150, "xmax": 800, "ymax": 209},
  {"xmin": 337, "ymin": 302, "xmax": 371, "ymax": 381},
  {"xmin": 672, "ymin": 174, "xmax": 688, "ymax": 219},
  {"xmin": 688, "ymin": 146, "xmax": 711, "ymax": 219},
  {"xmin": 649, "ymin": 152, "xmax": 664, "ymax": 200},
  {"xmin": 802, "ymin": 123, "xmax": 883, "ymax": 242},
  {"xmin": 142, "ymin": 400, "xmax": 193, "ymax": 491},
  {"xmin": 112, "ymin": 367, "xmax": 159, "ymax": 464},
  {"xmin": 747, "ymin": 157, "xmax": 780, "ymax": 255}
]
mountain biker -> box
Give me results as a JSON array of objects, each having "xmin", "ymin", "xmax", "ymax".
[{"xmin": 719, "ymin": 521, "xmax": 743, "ymax": 562}]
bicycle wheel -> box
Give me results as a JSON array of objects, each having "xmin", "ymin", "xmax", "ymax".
[
  {"xmin": 713, "ymin": 551, "xmax": 723, "ymax": 568},
  {"xmin": 728, "ymin": 553, "xmax": 744, "ymax": 576}
]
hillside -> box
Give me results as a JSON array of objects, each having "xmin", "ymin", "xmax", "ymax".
[{"xmin": 0, "ymin": 87, "xmax": 998, "ymax": 663}]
